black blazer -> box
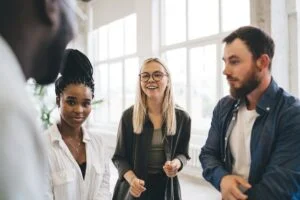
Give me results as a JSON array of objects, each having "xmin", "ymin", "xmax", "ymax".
[{"xmin": 112, "ymin": 106, "xmax": 191, "ymax": 200}]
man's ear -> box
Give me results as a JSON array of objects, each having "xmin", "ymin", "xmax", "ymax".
[
  {"xmin": 38, "ymin": 0, "xmax": 60, "ymax": 26},
  {"xmin": 56, "ymin": 96, "xmax": 60, "ymax": 107},
  {"xmin": 256, "ymin": 54, "xmax": 270, "ymax": 71}
]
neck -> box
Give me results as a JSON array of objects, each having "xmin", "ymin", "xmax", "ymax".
[
  {"xmin": 246, "ymin": 75, "xmax": 271, "ymax": 110},
  {"xmin": 147, "ymin": 99, "xmax": 162, "ymax": 115},
  {"xmin": 58, "ymin": 121, "xmax": 82, "ymax": 139}
]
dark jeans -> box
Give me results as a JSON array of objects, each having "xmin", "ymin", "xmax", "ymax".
[{"xmin": 145, "ymin": 173, "xmax": 167, "ymax": 200}]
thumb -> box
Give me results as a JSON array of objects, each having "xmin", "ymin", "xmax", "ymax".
[{"xmin": 139, "ymin": 179, "xmax": 145, "ymax": 186}]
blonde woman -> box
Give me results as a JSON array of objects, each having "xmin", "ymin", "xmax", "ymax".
[{"xmin": 112, "ymin": 58, "xmax": 191, "ymax": 200}]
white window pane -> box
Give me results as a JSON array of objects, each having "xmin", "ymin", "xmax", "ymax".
[
  {"xmin": 109, "ymin": 62, "xmax": 123, "ymax": 122},
  {"xmin": 93, "ymin": 64, "xmax": 108, "ymax": 123},
  {"xmin": 222, "ymin": 0, "xmax": 250, "ymax": 32},
  {"xmin": 124, "ymin": 14, "xmax": 137, "ymax": 55},
  {"xmin": 124, "ymin": 57, "xmax": 139, "ymax": 109},
  {"xmin": 108, "ymin": 19, "xmax": 124, "ymax": 58},
  {"xmin": 163, "ymin": 0, "xmax": 186, "ymax": 45},
  {"xmin": 188, "ymin": 0, "xmax": 219, "ymax": 39},
  {"xmin": 164, "ymin": 48, "xmax": 187, "ymax": 108},
  {"xmin": 99, "ymin": 26, "xmax": 108, "ymax": 61},
  {"xmin": 89, "ymin": 30, "xmax": 99, "ymax": 63},
  {"xmin": 190, "ymin": 45, "xmax": 217, "ymax": 131}
]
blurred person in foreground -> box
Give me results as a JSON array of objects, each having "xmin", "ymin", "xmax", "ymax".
[
  {"xmin": 200, "ymin": 26, "xmax": 300, "ymax": 200},
  {"xmin": 0, "ymin": 0, "xmax": 76, "ymax": 199}
]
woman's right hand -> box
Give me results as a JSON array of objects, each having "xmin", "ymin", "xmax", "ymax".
[{"xmin": 129, "ymin": 177, "xmax": 146, "ymax": 198}]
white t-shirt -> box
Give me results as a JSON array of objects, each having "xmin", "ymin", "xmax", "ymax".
[{"xmin": 230, "ymin": 103, "xmax": 259, "ymax": 180}]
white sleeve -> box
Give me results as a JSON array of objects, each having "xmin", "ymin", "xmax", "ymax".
[{"xmin": 0, "ymin": 106, "xmax": 47, "ymax": 200}]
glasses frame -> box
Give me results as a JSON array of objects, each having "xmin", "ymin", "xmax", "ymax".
[{"xmin": 139, "ymin": 71, "xmax": 169, "ymax": 82}]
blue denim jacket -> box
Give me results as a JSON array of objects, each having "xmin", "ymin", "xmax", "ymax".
[{"xmin": 199, "ymin": 79, "xmax": 300, "ymax": 200}]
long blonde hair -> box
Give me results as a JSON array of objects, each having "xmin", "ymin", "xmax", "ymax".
[{"xmin": 133, "ymin": 58, "xmax": 176, "ymax": 135}]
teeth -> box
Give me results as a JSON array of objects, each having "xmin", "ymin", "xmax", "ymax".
[{"xmin": 147, "ymin": 86, "xmax": 157, "ymax": 89}]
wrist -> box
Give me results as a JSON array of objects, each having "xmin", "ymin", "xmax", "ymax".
[{"xmin": 173, "ymin": 158, "xmax": 181, "ymax": 169}]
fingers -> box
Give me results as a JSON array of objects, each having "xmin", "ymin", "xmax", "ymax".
[
  {"xmin": 231, "ymin": 186, "xmax": 248, "ymax": 200},
  {"xmin": 224, "ymin": 193, "xmax": 239, "ymax": 200},
  {"xmin": 129, "ymin": 178, "xmax": 146, "ymax": 197},
  {"xmin": 163, "ymin": 160, "xmax": 180, "ymax": 177},
  {"xmin": 236, "ymin": 177, "xmax": 252, "ymax": 189},
  {"xmin": 221, "ymin": 175, "xmax": 250, "ymax": 200},
  {"xmin": 163, "ymin": 164, "xmax": 177, "ymax": 177}
]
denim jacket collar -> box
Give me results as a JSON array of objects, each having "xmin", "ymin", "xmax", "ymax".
[{"xmin": 255, "ymin": 78, "xmax": 280, "ymax": 115}]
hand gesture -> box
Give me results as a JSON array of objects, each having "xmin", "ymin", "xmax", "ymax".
[
  {"xmin": 220, "ymin": 175, "xmax": 251, "ymax": 200},
  {"xmin": 129, "ymin": 177, "xmax": 146, "ymax": 198},
  {"xmin": 163, "ymin": 159, "xmax": 181, "ymax": 177}
]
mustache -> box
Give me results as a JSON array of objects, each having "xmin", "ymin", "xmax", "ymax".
[{"xmin": 226, "ymin": 75, "xmax": 239, "ymax": 81}]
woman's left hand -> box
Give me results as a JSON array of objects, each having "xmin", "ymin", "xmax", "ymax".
[{"xmin": 163, "ymin": 159, "xmax": 181, "ymax": 177}]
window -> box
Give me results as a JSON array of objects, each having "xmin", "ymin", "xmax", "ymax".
[
  {"xmin": 161, "ymin": 0, "xmax": 250, "ymax": 134},
  {"xmin": 90, "ymin": 14, "xmax": 138, "ymax": 124}
]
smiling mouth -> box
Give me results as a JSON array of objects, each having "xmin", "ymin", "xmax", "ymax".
[{"xmin": 146, "ymin": 86, "xmax": 158, "ymax": 89}]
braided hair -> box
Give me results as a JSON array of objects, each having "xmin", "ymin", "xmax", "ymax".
[{"xmin": 55, "ymin": 49, "xmax": 94, "ymax": 98}]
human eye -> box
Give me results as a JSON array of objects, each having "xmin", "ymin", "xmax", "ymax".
[
  {"xmin": 83, "ymin": 101, "xmax": 91, "ymax": 108},
  {"xmin": 153, "ymin": 72, "xmax": 163, "ymax": 79},
  {"xmin": 229, "ymin": 59, "xmax": 240, "ymax": 65},
  {"xmin": 140, "ymin": 73, "xmax": 150, "ymax": 81},
  {"xmin": 66, "ymin": 99, "xmax": 76, "ymax": 106}
]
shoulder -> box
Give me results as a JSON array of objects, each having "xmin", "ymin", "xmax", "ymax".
[
  {"xmin": 278, "ymin": 89, "xmax": 300, "ymax": 118},
  {"xmin": 217, "ymin": 95, "xmax": 236, "ymax": 107},
  {"xmin": 175, "ymin": 105, "xmax": 190, "ymax": 120},
  {"xmin": 122, "ymin": 106, "xmax": 134, "ymax": 118}
]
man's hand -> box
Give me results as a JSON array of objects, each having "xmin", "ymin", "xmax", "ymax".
[
  {"xmin": 163, "ymin": 159, "xmax": 181, "ymax": 177},
  {"xmin": 129, "ymin": 177, "xmax": 146, "ymax": 198},
  {"xmin": 220, "ymin": 175, "xmax": 251, "ymax": 200}
]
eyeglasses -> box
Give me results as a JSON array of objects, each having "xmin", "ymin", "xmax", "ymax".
[{"xmin": 139, "ymin": 71, "xmax": 168, "ymax": 82}]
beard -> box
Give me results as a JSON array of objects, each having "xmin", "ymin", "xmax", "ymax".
[
  {"xmin": 33, "ymin": 9, "xmax": 74, "ymax": 85},
  {"xmin": 229, "ymin": 65, "xmax": 261, "ymax": 99}
]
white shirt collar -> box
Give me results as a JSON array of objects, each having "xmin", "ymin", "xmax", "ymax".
[{"xmin": 49, "ymin": 123, "xmax": 91, "ymax": 144}]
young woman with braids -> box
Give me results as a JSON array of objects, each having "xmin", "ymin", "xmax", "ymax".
[
  {"xmin": 112, "ymin": 58, "xmax": 191, "ymax": 200},
  {"xmin": 45, "ymin": 49, "xmax": 110, "ymax": 200}
]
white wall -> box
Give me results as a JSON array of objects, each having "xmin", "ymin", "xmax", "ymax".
[
  {"xmin": 91, "ymin": 0, "xmax": 135, "ymax": 29},
  {"xmin": 271, "ymin": 0, "xmax": 290, "ymax": 91}
]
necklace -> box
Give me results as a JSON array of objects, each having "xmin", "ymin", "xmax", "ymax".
[
  {"xmin": 64, "ymin": 138, "xmax": 82, "ymax": 153},
  {"xmin": 60, "ymin": 128, "xmax": 83, "ymax": 154}
]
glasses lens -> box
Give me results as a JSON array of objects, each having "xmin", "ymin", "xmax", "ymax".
[
  {"xmin": 153, "ymin": 72, "xmax": 164, "ymax": 81},
  {"xmin": 140, "ymin": 73, "xmax": 150, "ymax": 82}
]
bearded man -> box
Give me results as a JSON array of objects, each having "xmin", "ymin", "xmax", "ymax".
[{"xmin": 200, "ymin": 26, "xmax": 300, "ymax": 200}]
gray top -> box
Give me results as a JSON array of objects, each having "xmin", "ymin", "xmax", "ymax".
[{"xmin": 148, "ymin": 128, "xmax": 166, "ymax": 174}]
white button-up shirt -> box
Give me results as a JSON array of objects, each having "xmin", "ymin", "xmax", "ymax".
[
  {"xmin": 0, "ymin": 35, "xmax": 47, "ymax": 199},
  {"xmin": 45, "ymin": 124, "xmax": 111, "ymax": 200}
]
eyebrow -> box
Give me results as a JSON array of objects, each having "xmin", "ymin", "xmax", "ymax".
[
  {"xmin": 66, "ymin": 96, "xmax": 76, "ymax": 100},
  {"xmin": 222, "ymin": 55, "xmax": 240, "ymax": 61},
  {"xmin": 66, "ymin": 96, "xmax": 91, "ymax": 102},
  {"xmin": 140, "ymin": 70, "xmax": 164, "ymax": 73}
]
